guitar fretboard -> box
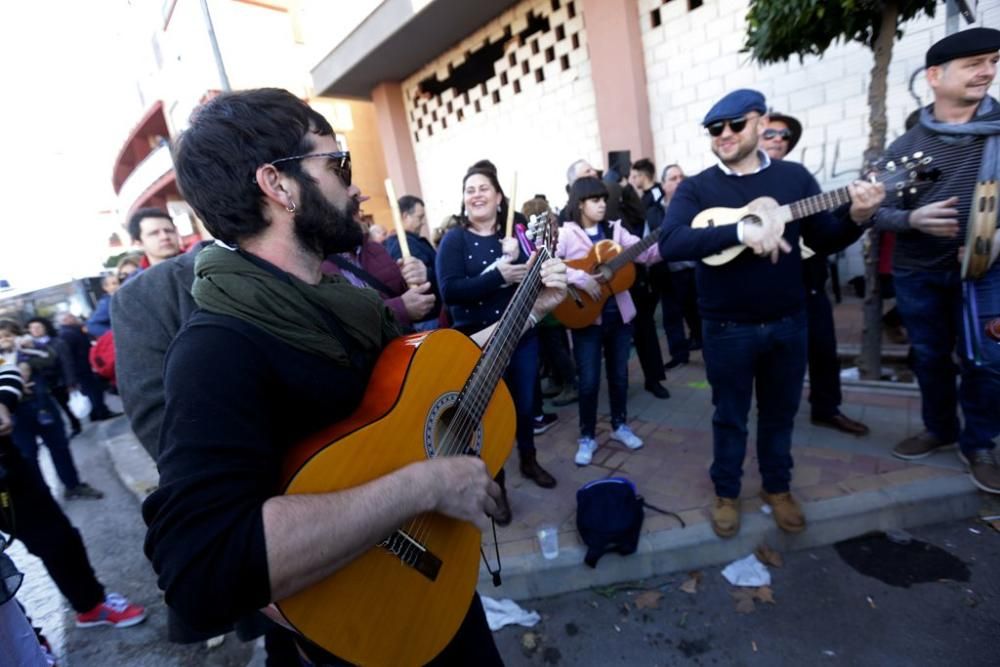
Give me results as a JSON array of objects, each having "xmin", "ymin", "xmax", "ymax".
[
  {"xmin": 788, "ymin": 187, "xmax": 852, "ymax": 219},
  {"xmin": 606, "ymin": 227, "xmax": 661, "ymax": 273}
]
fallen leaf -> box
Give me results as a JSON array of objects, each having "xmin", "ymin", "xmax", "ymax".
[
  {"xmin": 752, "ymin": 640, "xmax": 758, "ymax": 652},
  {"xmin": 634, "ymin": 590, "xmax": 664, "ymax": 610},
  {"xmin": 614, "ymin": 624, "xmax": 622, "ymax": 632},
  {"xmin": 521, "ymin": 631, "xmax": 539, "ymax": 652},
  {"xmin": 866, "ymin": 596, "xmax": 877, "ymax": 609},
  {"xmin": 753, "ymin": 586, "xmax": 775, "ymax": 604},
  {"xmin": 731, "ymin": 589, "xmax": 756, "ymax": 614},
  {"xmin": 679, "ymin": 571, "xmax": 703, "ymax": 595},
  {"xmin": 755, "ymin": 543, "xmax": 784, "ymax": 568},
  {"xmin": 687, "ymin": 380, "xmax": 710, "ymax": 389}
]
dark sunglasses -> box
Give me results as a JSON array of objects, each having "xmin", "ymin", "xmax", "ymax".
[
  {"xmin": 763, "ymin": 128, "xmax": 792, "ymax": 141},
  {"xmin": 706, "ymin": 117, "xmax": 749, "ymax": 137},
  {"xmin": 267, "ymin": 150, "xmax": 352, "ymax": 186}
]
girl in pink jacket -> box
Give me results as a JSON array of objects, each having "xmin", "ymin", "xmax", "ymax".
[{"xmin": 557, "ymin": 176, "xmax": 661, "ymax": 466}]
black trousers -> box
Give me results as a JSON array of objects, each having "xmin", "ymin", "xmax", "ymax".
[
  {"xmin": 804, "ymin": 259, "xmax": 842, "ymax": 419},
  {"xmin": 536, "ymin": 324, "xmax": 576, "ymax": 388},
  {"xmin": 0, "ymin": 437, "xmax": 104, "ymax": 613},
  {"xmin": 50, "ymin": 385, "xmax": 82, "ymax": 433},
  {"xmin": 629, "ymin": 281, "xmax": 665, "ymax": 384}
]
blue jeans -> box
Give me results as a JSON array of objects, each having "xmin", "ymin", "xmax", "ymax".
[
  {"xmin": 895, "ymin": 267, "xmax": 1000, "ymax": 454},
  {"xmin": 11, "ymin": 394, "xmax": 81, "ymax": 489},
  {"xmin": 571, "ymin": 311, "xmax": 633, "ymax": 438},
  {"xmin": 702, "ymin": 312, "xmax": 808, "ymax": 498},
  {"xmin": 503, "ymin": 333, "xmax": 539, "ymax": 456}
]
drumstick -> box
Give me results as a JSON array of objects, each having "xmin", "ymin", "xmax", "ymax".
[
  {"xmin": 384, "ymin": 178, "xmax": 410, "ymax": 258},
  {"xmin": 504, "ymin": 171, "xmax": 518, "ymax": 239}
]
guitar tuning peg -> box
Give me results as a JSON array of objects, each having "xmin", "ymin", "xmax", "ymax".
[
  {"xmin": 886, "ymin": 161, "xmax": 896, "ymax": 171},
  {"xmin": 913, "ymin": 151, "xmax": 923, "ymax": 159}
]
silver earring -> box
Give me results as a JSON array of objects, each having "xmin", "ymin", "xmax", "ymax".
[{"xmin": 286, "ymin": 200, "xmax": 296, "ymax": 213}]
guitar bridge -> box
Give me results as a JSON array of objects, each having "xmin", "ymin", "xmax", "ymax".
[{"xmin": 378, "ymin": 529, "xmax": 442, "ymax": 582}]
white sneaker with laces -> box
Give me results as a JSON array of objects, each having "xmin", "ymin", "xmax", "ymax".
[
  {"xmin": 575, "ymin": 437, "xmax": 598, "ymax": 466},
  {"xmin": 610, "ymin": 425, "xmax": 643, "ymax": 450}
]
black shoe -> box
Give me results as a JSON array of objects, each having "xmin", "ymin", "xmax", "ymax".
[
  {"xmin": 663, "ymin": 357, "xmax": 688, "ymax": 371},
  {"xmin": 65, "ymin": 483, "xmax": 104, "ymax": 500},
  {"xmin": 532, "ymin": 413, "xmax": 558, "ymax": 435},
  {"xmin": 644, "ymin": 380, "xmax": 670, "ymax": 399},
  {"xmin": 89, "ymin": 411, "xmax": 122, "ymax": 422}
]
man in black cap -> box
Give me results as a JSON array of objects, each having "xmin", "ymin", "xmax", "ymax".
[
  {"xmin": 874, "ymin": 26, "xmax": 1000, "ymax": 495},
  {"xmin": 658, "ymin": 88, "xmax": 885, "ymax": 538},
  {"xmin": 765, "ymin": 112, "xmax": 871, "ymax": 438}
]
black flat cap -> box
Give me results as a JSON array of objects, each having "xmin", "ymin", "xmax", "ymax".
[{"xmin": 926, "ymin": 27, "xmax": 1000, "ymax": 68}]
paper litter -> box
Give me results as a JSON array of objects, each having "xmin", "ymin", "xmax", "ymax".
[{"xmin": 481, "ymin": 596, "xmax": 541, "ymax": 631}]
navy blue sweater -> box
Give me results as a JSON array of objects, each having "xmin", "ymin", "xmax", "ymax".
[
  {"xmin": 436, "ymin": 227, "xmax": 527, "ymax": 334},
  {"xmin": 659, "ymin": 159, "xmax": 864, "ymax": 322}
]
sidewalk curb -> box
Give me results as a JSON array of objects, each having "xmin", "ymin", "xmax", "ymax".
[
  {"xmin": 479, "ymin": 475, "xmax": 983, "ymax": 600},
  {"xmin": 97, "ymin": 418, "xmax": 158, "ymax": 504}
]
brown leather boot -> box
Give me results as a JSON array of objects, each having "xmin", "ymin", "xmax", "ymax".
[
  {"xmin": 519, "ymin": 451, "xmax": 557, "ymax": 489},
  {"xmin": 711, "ymin": 497, "xmax": 741, "ymax": 538},
  {"xmin": 761, "ymin": 491, "xmax": 806, "ymax": 533}
]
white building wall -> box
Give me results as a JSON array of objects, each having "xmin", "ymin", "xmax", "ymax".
[
  {"xmin": 638, "ymin": 0, "xmax": 1000, "ymax": 278},
  {"xmin": 401, "ymin": 0, "xmax": 602, "ymax": 225}
]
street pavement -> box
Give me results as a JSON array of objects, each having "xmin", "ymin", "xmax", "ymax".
[{"xmin": 492, "ymin": 519, "xmax": 1000, "ymax": 666}]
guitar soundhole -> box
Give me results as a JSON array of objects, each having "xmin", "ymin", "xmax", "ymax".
[{"xmin": 425, "ymin": 392, "xmax": 484, "ymax": 459}]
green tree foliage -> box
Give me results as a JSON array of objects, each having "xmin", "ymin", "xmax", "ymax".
[{"xmin": 744, "ymin": 0, "xmax": 937, "ymax": 64}]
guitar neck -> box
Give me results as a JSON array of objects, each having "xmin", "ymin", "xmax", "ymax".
[
  {"xmin": 461, "ymin": 251, "xmax": 548, "ymax": 422},
  {"xmin": 607, "ymin": 227, "xmax": 661, "ymax": 272},
  {"xmin": 787, "ymin": 187, "xmax": 851, "ymax": 221}
]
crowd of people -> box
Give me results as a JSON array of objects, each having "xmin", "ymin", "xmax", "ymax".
[{"xmin": 0, "ymin": 25, "xmax": 997, "ymax": 667}]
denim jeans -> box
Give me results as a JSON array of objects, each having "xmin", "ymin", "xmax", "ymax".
[
  {"xmin": 701, "ymin": 312, "xmax": 808, "ymax": 498},
  {"xmin": 503, "ymin": 333, "xmax": 539, "ymax": 456},
  {"xmin": 571, "ymin": 311, "xmax": 633, "ymax": 438},
  {"xmin": 896, "ymin": 266, "xmax": 1000, "ymax": 455},
  {"xmin": 11, "ymin": 394, "xmax": 81, "ymax": 490}
]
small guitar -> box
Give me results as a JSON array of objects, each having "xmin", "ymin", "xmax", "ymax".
[
  {"xmin": 275, "ymin": 215, "xmax": 555, "ymax": 666},
  {"xmin": 692, "ymin": 153, "xmax": 934, "ymax": 266},
  {"xmin": 553, "ymin": 227, "xmax": 661, "ymax": 329}
]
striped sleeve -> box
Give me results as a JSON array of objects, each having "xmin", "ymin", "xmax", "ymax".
[{"xmin": 0, "ymin": 361, "xmax": 23, "ymax": 410}]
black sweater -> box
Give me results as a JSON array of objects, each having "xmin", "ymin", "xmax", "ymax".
[{"xmin": 658, "ymin": 159, "xmax": 864, "ymax": 322}]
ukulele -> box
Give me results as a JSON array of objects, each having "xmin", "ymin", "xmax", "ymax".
[
  {"xmin": 552, "ymin": 226, "xmax": 661, "ymax": 329},
  {"xmin": 692, "ymin": 153, "xmax": 934, "ymax": 266},
  {"xmin": 275, "ymin": 215, "xmax": 556, "ymax": 666}
]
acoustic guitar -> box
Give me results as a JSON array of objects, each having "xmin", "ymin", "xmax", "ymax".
[
  {"xmin": 276, "ymin": 216, "xmax": 555, "ymax": 666},
  {"xmin": 961, "ymin": 179, "xmax": 999, "ymax": 281},
  {"xmin": 691, "ymin": 153, "xmax": 934, "ymax": 266},
  {"xmin": 552, "ymin": 227, "xmax": 661, "ymax": 329}
]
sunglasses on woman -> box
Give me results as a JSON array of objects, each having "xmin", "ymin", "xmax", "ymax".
[
  {"xmin": 706, "ymin": 117, "xmax": 750, "ymax": 137},
  {"xmin": 763, "ymin": 128, "xmax": 792, "ymax": 141},
  {"xmin": 266, "ymin": 151, "xmax": 352, "ymax": 187}
]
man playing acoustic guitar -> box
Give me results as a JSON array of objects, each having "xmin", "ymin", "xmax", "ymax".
[
  {"xmin": 141, "ymin": 88, "xmax": 567, "ymax": 665},
  {"xmin": 657, "ymin": 89, "xmax": 885, "ymax": 539}
]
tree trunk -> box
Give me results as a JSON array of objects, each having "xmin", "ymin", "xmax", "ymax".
[{"xmin": 858, "ymin": 2, "xmax": 898, "ymax": 380}]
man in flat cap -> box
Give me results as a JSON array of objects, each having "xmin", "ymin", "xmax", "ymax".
[
  {"xmin": 765, "ymin": 112, "xmax": 871, "ymax": 438},
  {"xmin": 658, "ymin": 89, "xmax": 885, "ymax": 538},
  {"xmin": 874, "ymin": 26, "xmax": 1000, "ymax": 495}
]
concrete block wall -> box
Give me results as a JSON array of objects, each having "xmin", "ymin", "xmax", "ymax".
[
  {"xmin": 401, "ymin": 0, "xmax": 602, "ymax": 225},
  {"xmin": 638, "ymin": 0, "xmax": 1000, "ymax": 279}
]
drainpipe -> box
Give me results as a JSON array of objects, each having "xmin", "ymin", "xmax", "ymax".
[{"xmin": 200, "ymin": 0, "xmax": 231, "ymax": 91}]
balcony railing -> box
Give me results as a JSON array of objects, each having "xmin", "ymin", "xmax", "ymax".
[{"xmin": 118, "ymin": 140, "xmax": 174, "ymax": 212}]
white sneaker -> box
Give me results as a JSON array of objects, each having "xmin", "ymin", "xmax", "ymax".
[
  {"xmin": 575, "ymin": 437, "xmax": 598, "ymax": 466},
  {"xmin": 610, "ymin": 425, "xmax": 643, "ymax": 450}
]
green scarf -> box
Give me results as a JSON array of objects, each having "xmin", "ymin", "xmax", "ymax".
[{"xmin": 191, "ymin": 243, "xmax": 400, "ymax": 366}]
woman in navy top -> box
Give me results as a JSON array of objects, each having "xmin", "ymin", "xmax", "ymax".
[{"xmin": 436, "ymin": 167, "xmax": 558, "ymax": 524}]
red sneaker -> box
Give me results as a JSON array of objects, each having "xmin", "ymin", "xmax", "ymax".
[{"xmin": 75, "ymin": 593, "xmax": 147, "ymax": 628}]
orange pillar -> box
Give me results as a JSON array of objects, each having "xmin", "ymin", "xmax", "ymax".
[
  {"xmin": 371, "ymin": 82, "xmax": 423, "ymax": 198},
  {"xmin": 579, "ymin": 0, "xmax": 654, "ymax": 162}
]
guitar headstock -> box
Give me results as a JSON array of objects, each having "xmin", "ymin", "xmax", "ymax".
[
  {"xmin": 525, "ymin": 212, "xmax": 559, "ymax": 255},
  {"xmin": 878, "ymin": 152, "xmax": 938, "ymax": 200}
]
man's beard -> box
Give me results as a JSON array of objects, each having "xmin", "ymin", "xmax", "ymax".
[{"xmin": 292, "ymin": 176, "xmax": 363, "ymax": 257}]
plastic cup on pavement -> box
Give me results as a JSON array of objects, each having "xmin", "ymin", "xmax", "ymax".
[{"xmin": 537, "ymin": 525, "xmax": 559, "ymax": 560}]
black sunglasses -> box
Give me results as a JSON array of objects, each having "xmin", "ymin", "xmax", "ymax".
[
  {"xmin": 268, "ymin": 151, "xmax": 352, "ymax": 186},
  {"xmin": 706, "ymin": 117, "xmax": 749, "ymax": 137},
  {"xmin": 763, "ymin": 128, "xmax": 792, "ymax": 141}
]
